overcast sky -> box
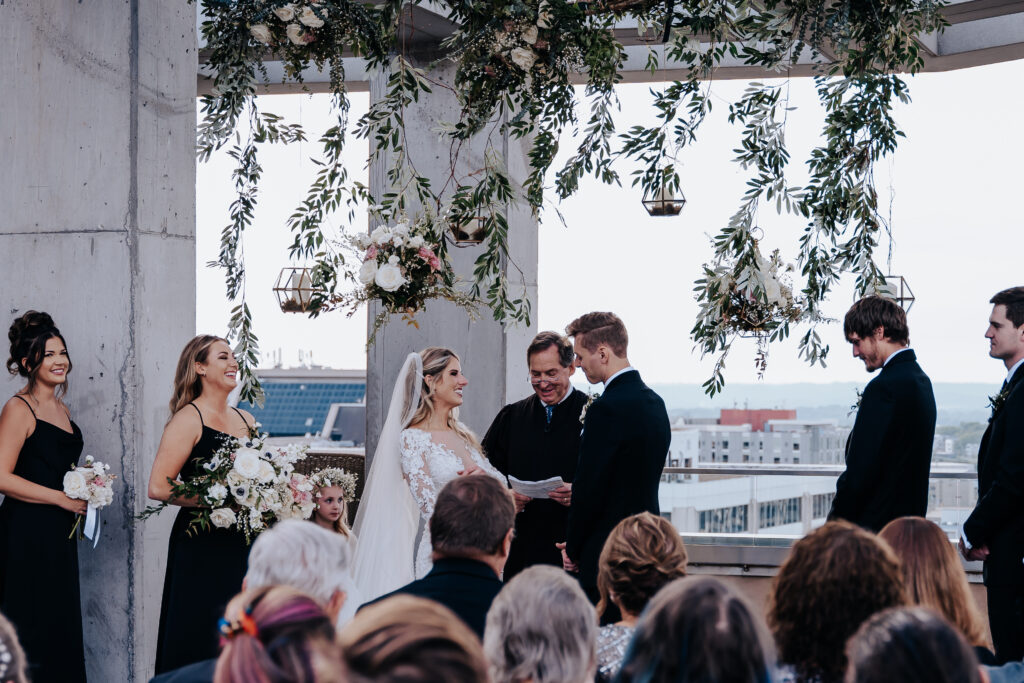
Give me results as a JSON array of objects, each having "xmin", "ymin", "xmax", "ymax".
[{"xmin": 197, "ymin": 58, "xmax": 1024, "ymax": 388}]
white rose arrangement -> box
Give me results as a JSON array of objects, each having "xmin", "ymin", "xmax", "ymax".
[
  {"xmin": 246, "ymin": 2, "xmax": 326, "ymax": 48},
  {"xmin": 63, "ymin": 455, "xmax": 117, "ymax": 542},
  {"xmin": 138, "ymin": 429, "xmax": 315, "ymax": 544}
]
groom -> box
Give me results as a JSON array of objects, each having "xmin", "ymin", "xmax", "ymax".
[{"xmin": 558, "ymin": 312, "xmax": 670, "ymax": 606}]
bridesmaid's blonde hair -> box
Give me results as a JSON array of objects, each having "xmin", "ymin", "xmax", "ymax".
[
  {"xmin": 169, "ymin": 335, "xmax": 227, "ymax": 416},
  {"xmin": 410, "ymin": 347, "xmax": 482, "ymax": 454}
]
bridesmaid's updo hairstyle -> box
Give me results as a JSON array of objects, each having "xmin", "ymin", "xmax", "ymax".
[
  {"xmin": 411, "ymin": 347, "xmax": 482, "ymax": 453},
  {"xmin": 0, "ymin": 611, "xmax": 29, "ymax": 683},
  {"xmin": 7, "ymin": 310, "xmax": 71, "ymax": 398},
  {"xmin": 169, "ymin": 335, "xmax": 227, "ymax": 416}
]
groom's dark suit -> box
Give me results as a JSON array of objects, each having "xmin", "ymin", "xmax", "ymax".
[
  {"xmin": 828, "ymin": 349, "xmax": 936, "ymax": 532},
  {"xmin": 964, "ymin": 366, "xmax": 1024, "ymax": 663},
  {"xmin": 566, "ymin": 370, "xmax": 670, "ymax": 596}
]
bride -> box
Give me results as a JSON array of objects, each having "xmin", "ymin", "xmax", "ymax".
[{"xmin": 352, "ymin": 347, "xmax": 506, "ymax": 601}]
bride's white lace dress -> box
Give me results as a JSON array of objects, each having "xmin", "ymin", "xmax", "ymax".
[{"xmin": 400, "ymin": 428, "xmax": 507, "ymax": 578}]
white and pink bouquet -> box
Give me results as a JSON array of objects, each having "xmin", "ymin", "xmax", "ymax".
[
  {"xmin": 140, "ymin": 430, "xmax": 315, "ymax": 544},
  {"xmin": 64, "ymin": 455, "xmax": 117, "ymax": 544}
]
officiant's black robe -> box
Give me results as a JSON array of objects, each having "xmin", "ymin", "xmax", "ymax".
[{"xmin": 483, "ymin": 388, "xmax": 587, "ymax": 580}]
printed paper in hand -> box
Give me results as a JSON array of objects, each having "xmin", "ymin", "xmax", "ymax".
[{"xmin": 509, "ymin": 475, "xmax": 566, "ymax": 499}]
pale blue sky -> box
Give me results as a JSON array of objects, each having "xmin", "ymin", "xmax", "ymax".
[{"xmin": 197, "ymin": 58, "xmax": 1024, "ymax": 386}]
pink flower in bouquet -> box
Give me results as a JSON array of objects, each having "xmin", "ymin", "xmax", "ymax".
[
  {"xmin": 366, "ymin": 244, "xmax": 378, "ymax": 260},
  {"xmin": 429, "ymin": 256, "xmax": 442, "ymax": 271},
  {"xmin": 418, "ymin": 246, "xmax": 434, "ymax": 261}
]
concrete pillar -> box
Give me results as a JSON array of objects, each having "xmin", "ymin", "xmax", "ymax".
[
  {"xmin": 1, "ymin": 3, "xmax": 196, "ymax": 681},
  {"xmin": 365, "ymin": 58, "xmax": 538, "ymax": 464}
]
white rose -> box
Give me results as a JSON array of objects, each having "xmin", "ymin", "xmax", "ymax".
[
  {"xmin": 509, "ymin": 47, "xmax": 537, "ymax": 71},
  {"xmin": 764, "ymin": 278, "xmax": 782, "ymax": 305},
  {"xmin": 89, "ymin": 486, "xmax": 114, "ymax": 509},
  {"xmin": 256, "ymin": 459, "xmax": 276, "ymax": 484},
  {"xmin": 354, "ymin": 233, "xmax": 371, "ymax": 249},
  {"xmin": 63, "ymin": 470, "xmax": 88, "ymax": 500},
  {"xmin": 374, "ymin": 263, "xmax": 406, "ymax": 292},
  {"xmin": 286, "ymin": 23, "xmax": 307, "ymax": 45},
  {"xmin": 392, "ymin": 236, "xmax": 404, "ymax": 248},
  {"xmin": 298, "ymin": 5, "xmax": 325, "ymax": 28},
  {"xmin": 210, "ymin": 508, "xmax": 237, "ymax": 529},
  {"xmin": 408, "ymin": 235, "xmax": 425, "ymax": 249},
  {"xmin": 537, "ymin": 0, "xmax": 553, "ymax": 28},
  {"xmin": 522, "ymin": 25, "xmax": 539, "ymax": 45},
  {"xmin": 249, "ymin": 24, "xmax": 273, "ymax": 44},
  {"xmin": 206, "ymin": 483, "xmax": 228, "ymax": 504},
  {"xmin": 392, "ymin": 221, "xmax": 410, "ymax": 237},
  {"xmin": 388, "ymin": 254, "xmax": 400, "ymax": 265},
  {"xmin": 273, "ymin": 3, "xmax": 297, "ymax": 20},
  {"xmin": 233, "ymin": 449, "xmax": 262, "ymax": 479},
  {"xmin": 358, "ymin": 259, "xmax": 378, "ymax": 285},
  {"xmin": 370, "ymin": 225, "xmax": 391, "ymax": 245}
]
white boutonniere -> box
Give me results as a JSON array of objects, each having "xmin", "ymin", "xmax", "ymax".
[
  {"xmin": 580, "ymin": 392, "xmax": 600, "ymax": 425},
  {"xmin": 848, "ymin": 388, "xmax": 863, "ymax": 418},
  {"xmin": 989, "ymin": 384, "xmax": 1011, "ymax": 419}
]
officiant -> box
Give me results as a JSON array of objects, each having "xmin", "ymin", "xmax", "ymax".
[{"xmin": 483, "ymin": 331, "xmax": 588, "ymax": 580}]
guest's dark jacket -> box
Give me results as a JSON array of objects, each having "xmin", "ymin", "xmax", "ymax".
[
  {"xmin": 148, "ymin": 659, "xmax": 216, "ymax": 683},
  {"xmin": 359, "ymin": 557, "xmax": 502, "ymax": 638},
  {"xmin": 828, "ymin": 349, "xmax": 936, "ymax": 532},
  {"xmin": 483, "ymin": 388, "xmax": 587, "ymax": 579},
  {"xmin": 566, "ymin": 370, "xmax": 670, "ymax": 589}
]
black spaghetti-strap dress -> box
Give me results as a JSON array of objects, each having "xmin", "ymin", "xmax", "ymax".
[
  {"xmin": 0, "ymin": 397, "xmax": 86, "ymax": 683},
  {"xmin": 154, "ymin": 406, "xmax": 252, "ymax": 673}
]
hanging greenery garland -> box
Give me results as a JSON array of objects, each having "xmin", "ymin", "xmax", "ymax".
[{"xmin": 195, "ymin": 0, "xmax": 947, "ymax": 403}]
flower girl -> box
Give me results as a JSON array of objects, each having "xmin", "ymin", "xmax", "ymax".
[{"xmin": 309, "ymin": 467, "xmax": 357, "ymax": 541}]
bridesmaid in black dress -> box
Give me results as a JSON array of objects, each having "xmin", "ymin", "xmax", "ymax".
[
  {"xmin": 0, "ymin": 311, "xmax": 88, "ymax": 683},
  {"xmin": 148, "ymin": 335, "xmax": 256, "ymax": 674}
]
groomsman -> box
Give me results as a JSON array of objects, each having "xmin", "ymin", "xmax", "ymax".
[
  {"xmin": 557, "ymin": 312, "xmax": 670, "ymax": 606},
  {"xmin": 482, "ymin": 331, "xmax": 587, "ymax": 580},
  {"xmin": 828, "ymin": 296, "xmax": 936, "ymax": 532},
  {"xmin": 961, "ymin": 286, "xmax": 1024, "ymax": 663}
]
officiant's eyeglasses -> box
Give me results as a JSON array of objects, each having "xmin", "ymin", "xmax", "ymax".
[{"xmin": 529, "ymin": 377, "xmax": 559, "ymax": 387}]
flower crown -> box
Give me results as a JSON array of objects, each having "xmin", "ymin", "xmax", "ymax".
[
  {"xmin": 310, "ymin": 467, "xmax": 357, "ymax": 503},
  {"xmin": 0, "ymin": 633, "xmax": 12, "ymax": 679}
]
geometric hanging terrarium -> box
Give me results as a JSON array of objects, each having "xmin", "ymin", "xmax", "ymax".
[
  {"xmin": 883, "ymin": 274, "xmax": 915, "ymax": 312},
  {"xmin": 273, "ymin": 266, "xmax": 320, "ymax": 313},
  {"xmin": 642, "ymin": 183, "xmax": 686, "ymax": 217}
]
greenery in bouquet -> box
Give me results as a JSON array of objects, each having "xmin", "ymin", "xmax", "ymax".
[
  {"xmin": 139, "ymin": 430, "xmax": 315, "ymax": 545},
  {"xmin": 332, "ymin": 208, "xmax": 478, "ymax": 343}
]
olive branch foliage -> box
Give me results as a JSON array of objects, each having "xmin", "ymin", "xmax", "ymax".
[{"xmin": 196, "ymin": 0, "xmax": 946, "ymax": 403}]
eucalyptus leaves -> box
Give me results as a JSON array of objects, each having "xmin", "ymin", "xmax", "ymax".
[{"xmin": 196, "ymin": 0, "xmax": 947, "ymax": 402}]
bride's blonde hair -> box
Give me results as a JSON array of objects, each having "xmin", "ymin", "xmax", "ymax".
[{"xmin": 410, "ymin": 347, "xmax": 482, "ymax": 454}]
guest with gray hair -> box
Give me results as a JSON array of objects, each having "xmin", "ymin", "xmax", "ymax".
[
  {"xmin": 484, "ymin": 565, "xmax": 597, "ymax": 683},
  {"xmin": 148, "ymin": 519, "xmax": 357, "ymax": 683}
]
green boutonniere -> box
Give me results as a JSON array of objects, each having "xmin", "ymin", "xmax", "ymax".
[
  {"xmin": 580, "ymin": 392, "xmax": 600, "ymax": 425},
  {"xmin": 989, "ymin": 385, "xmax": 1011, "ymax": 418}
]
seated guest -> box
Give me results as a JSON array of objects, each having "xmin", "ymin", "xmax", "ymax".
[
  {"xmin": 150, "ymin": 520, "xmax": 355, "ymax": 683},
  {"xmin": 484, "ymin": 565, "xmax": 597, "ymax": 683},
  {"xmin": 214, "ymin": 585, "xmax": 344, "ymax": 683},
  {"xmin": 879, "ymin": 516, "xmax": 995, "ymax": 664},
  {"xmin": 768, "ymin": 520, "xmax": 906, "ymax": 683},
  {"xmin": 0, "ymin": 611, "xmax": 28, "ymax": 683},
  {"xmin": 594, "ymin": 512, "xmax": 688, "ymax": 682},
  {"xmin": 360, "ymin": 475, "xmax": 514, "ymax": 638},
  {"xmin": 616, "ymin": 576, "xmax": 772, "ymax": 683},
  {"xmin": 845, "ymin": 607, "xmax": 983, "ymax": 683},
  {"xmin": 340, "ymin": 595, "xmax": 488, "ymax": 683}
]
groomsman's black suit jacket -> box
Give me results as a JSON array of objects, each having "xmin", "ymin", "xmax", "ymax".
[
  {"xmin": 828, "ymin": 349, "xmax": 936, "ymax": 532},
  {"xmin": 963, "ymin": 366, "xmax": 1024, "ymax": 662},
  {"xmin": 566, "ymin": 370, "xmax": 670, "ymax": 591}
]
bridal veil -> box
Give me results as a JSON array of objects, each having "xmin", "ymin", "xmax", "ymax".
[{"xmin": 351, "ymin": 351, "xmax": 423, "ymax": 601}]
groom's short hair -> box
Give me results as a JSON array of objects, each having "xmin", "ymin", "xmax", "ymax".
[
  {"xmin": 430, "ymin": 476, "xmax": 514, "ymax": 558},
  {"xmin": 566, "ymin": 312, "xmax": 628, "ymax": 358},
  {"xmin": 991, "ymin": 287, "xmax": 1024, "ymax": 328},
  {"xmin": 844, "ymin": 297, "xmax": 909, "ymax": 345}
]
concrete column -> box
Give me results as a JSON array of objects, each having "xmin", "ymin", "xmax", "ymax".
[
  {"xmin": 1, "ymin": 3, "xmax": 196, "ymax": 681},
  {"xmin": 365, "ymin": 57, "xmax": 538, "ymax": 464}
]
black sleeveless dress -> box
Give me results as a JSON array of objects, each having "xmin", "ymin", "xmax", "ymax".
[
  {"xmin": 0, "ymin": 398, "xmax": 86, "ymax": 683},
  {"xmin": 154, "ymin": 406, "xmax": 252, "ymax": 674}
]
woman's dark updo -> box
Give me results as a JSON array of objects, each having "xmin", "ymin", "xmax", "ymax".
[{"xmin": 7, "ymin": 311, "xmax": 71, "ymax": 395}]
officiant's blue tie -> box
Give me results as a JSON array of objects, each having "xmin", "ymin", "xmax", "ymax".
[{"xmin": 545, "ymin": 405, "xmax": 554, "ymax": 424}]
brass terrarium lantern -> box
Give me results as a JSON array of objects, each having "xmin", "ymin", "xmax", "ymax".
[
  {"xmin": 273, "ymin": 267, "xmax": 319, "ymax": 313},
  {"xmin": 449, "ymin": 215, "xmax": 487, "ymax": 245},
  {"xmin": 642, "ymin": 183, "xmax": 686, "ymax": 217}
]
